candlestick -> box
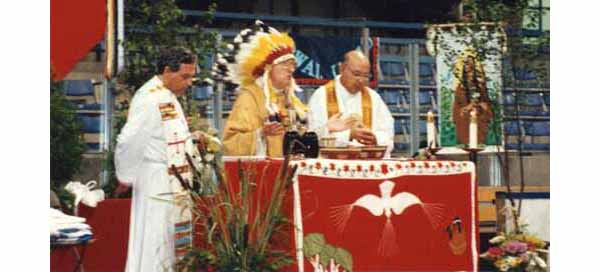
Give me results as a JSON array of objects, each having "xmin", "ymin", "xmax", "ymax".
[
  {"xmin": 469, "ymin": 110, "xmax": 478, "ymax": 148},
  {"xmin": 427, "ymin": 111, "xmax": 436, "ymax": 148}
]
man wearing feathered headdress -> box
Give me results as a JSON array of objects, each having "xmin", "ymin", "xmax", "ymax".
[{"xmin": 212, "ymin": 20, "xmax": 307, "ymax": 157}]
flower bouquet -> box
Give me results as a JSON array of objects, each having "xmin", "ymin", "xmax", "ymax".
[{"xmin": 480, "ymin": 231, "xmax": 548, "ymax": 272}]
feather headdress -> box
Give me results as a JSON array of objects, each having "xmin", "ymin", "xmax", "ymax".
[{"xmin": 212, "ymin": 20, "xmax": 296, "ymax": 87}]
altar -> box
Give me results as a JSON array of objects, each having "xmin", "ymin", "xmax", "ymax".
[
  {"xmin": 224, "ymin": 157, "xmax": 479, "ymax": 271},
  {"xmin": 51, "ymin": 157, "xmax": 478, "ymax": 271}
]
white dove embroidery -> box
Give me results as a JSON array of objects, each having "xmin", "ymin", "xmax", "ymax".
[{"xmin": 329, "ymin": 180, "xmax": 446, "ymax": 257}]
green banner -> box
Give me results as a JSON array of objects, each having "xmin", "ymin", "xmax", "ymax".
[{"xmin": 427, "ymin": 23, "xmax": 507, "ymax": 147}]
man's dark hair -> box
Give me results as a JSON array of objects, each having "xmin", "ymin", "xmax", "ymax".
[{"xmin": 156, "ymin": 47, "xmax": 196, "ymax": 74}]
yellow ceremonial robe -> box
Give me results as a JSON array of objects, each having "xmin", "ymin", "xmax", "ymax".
[{"xmin": 223, "ymin": 83, "xmax": 286, "ymax": 157}]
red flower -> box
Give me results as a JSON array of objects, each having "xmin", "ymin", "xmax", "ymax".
[
  {"xmin": 487, "ymin": 246, "xmax": 504, "ymax": 258},
  {"xmin": 410, "ymin": 162, "xmax": 416, "ymax": 168},
  {"xmin": 357, "ymin": 165, "xmax": 362, "ymax": 172},
  {"xmin": 300, "ymin": 162, "xmax": 306, "ymax": 167},
  {"xmin": 343, "ymin": 165, "xmax": 349, "ymax": 172},
  {"xmin": 329, "ymin": 163, "xmax": 335, "ymax": 170},
  {"xmin": 450, "ymin": 162, "xmax": 456, "ymax": 167},
  {"xmin": 315, "ymin": 162, "xmax": 321, "ymax": 170},
  {"xmin": 381, "ymin": 164, "xmax": 389, "ymax": 174},
  {"xmin": 424, "ymin": 162, "xmax": 430, "ymax": 168},
  {"xmin": 396, "ymin": 163, "xmax": 402, "ymax": 169},
  {"xmin": 437, "ymin": 162, "xmax": 443, "ymax": 168},
  {"xmin": 369, "ymin": 165, "xmax": 375, "ymax": 172}
]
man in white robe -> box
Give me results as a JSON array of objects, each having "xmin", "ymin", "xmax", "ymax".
[
  {"xmin": 114, "ymin": 47, "xmax": 198, "ymax": 271},
  {"xmin": 308, "ymin": 50, "xmax": 395, "ymax": 156}
]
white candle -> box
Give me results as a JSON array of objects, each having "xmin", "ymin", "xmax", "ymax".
[
  {"xmin": 427, "ymin": 111, "xmax": 436, "ymax": 148},
  {"xmin": 469, "ymin": 110, "xmax": 478, "ymax": 148}
]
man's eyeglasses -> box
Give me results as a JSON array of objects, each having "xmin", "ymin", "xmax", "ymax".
[{"xmin": 349, "ymin": 69, "xmax": 370, "ymax": 79}]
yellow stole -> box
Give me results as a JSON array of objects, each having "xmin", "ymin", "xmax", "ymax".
[{"xmin": 325, "ymin": 80, "xmax": 372, "ymax": 129}]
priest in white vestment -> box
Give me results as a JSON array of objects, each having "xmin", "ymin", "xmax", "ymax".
[
  {"xmin": 308, "ymin": 50, "xmax": 395, "ymax": 157},
  {"xmin": 115, "ymin": 47, "xmax": 199, "ymax": 271}
]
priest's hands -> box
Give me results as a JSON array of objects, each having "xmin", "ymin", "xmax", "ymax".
[
  {"xmin": 262, "ymin": 121, "xmax": 285, "ymax": 136},
  {"xmin": 192, "ymin": 131, "xmax": 208, "ymax": 151},
  {"xmin": 326, "ymin": 113, "xmax": 358, "ymax": 133},
  {"xmin": 350, "ymin": 128, "xmax": 377, "ymax": 146}
]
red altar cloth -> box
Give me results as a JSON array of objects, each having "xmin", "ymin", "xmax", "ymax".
[
  {"xmin": 291, "ymin": 159, "xmax": 478, "ymax": 271},
  {"xmin": 223, "ymin": 157, "xmax": 479, "ymax": 271},
  {"xmin": 50, "ymin": 199, "xmax": 131, "ymax": 272}
]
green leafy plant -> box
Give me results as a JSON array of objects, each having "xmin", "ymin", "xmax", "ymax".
[
  {"xmin": 51, "ymin": 82, "xmax": 87, "ymax": 183},
  {"xmin": 50, "ymin": 80, "xmax": 87, "ymax": 209},
  {"xmin": 303, "ymin": 233, "xmax": 353, "ymax": 272},
  {"xmin": 176, "ymin": 155, "xmax": 297, "ymax": 271}
]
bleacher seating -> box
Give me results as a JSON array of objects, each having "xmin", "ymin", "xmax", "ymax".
[
  {"xmin": 514, "ymin": 68, "xmax": 537, "ymax": 81},
  {"xmin": 64, "ymin": 80, "xmax": 95, "ymax": 96},
  {"xmin": 63, "ymin": 79, "xmax": 98, "ymax": 104},
  {"xmin": 382, "ymin": 88, "xmax": 402, "ymax": 105},
  {"xmin": 77, "ymin": 113, "xmax": 102, "ymax": 151},
  {"xmin": 393, "ymin": 117, "xmax": 410, "ymax": 153},
  {"xmin": 394, "ymin": 142, "xmax": 409, "ymax": 152},
  {"xmin": 513, "ymin": 68, "xmax": 539, "ymax": 88},
  {"xmin": 77, "ymin": 114, "xmax": 102, "ymax": 133},
  {"xmin": 379, "ymin": 61, "xmax": 408, "ymax": 85},
  {"xmin": 503, "ymin": 91, "xmax": 550, "ymax": 117},
  {"xmin": 418, "ymin": 89, "xmax": 437, "ymax": 112},
  {"xmin": 394, "ymin": 118, "xmax": 404, "ymax": 133},
  {"xmin": 520, "ymin": 93, "xmax": 549, "ymax": 116},
  {"xmin": 522, "ymin": 120, "xmax": 550, "ymax": 151},
  {"xmin": 76, "ymin": 103, "xmax": 102, "ymax": 111},
  {"xmin": 504, "ymin": 121, "xmax": 522, "ymax": 136},
  {"xmin": 419, "ymin": 63, "xmax": 435, "ymax": 86},
  {"xmin": 388, "ymin": 105, "xmax": 404, "ymax": 114},
  {"xmin": 503, "ymin": 91, "xmax": 516, "ymax": 106},
  {"xmin": 192, "ymin": 85, "xmax": 212, "ymax": 100},
  {"xmin": 502, "ymin": 91, "xmax": 516, "ymax": 116},
  {"xmin": 418, "ymin": 120, "xmax": 427, "ymax": 136},
  {"xmin": 398, "ymin": 88, "xmax": 410, "ymax": 110},
  {"xmin": 504, "ymin": 120, "xmax": 522, "ymax": 150},
  {"xmin": 62, "ymin": 79, "xmax": 104, "ymax": 152}
]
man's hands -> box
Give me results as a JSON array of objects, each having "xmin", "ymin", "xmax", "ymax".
[
  {"xmin": 350, "ymin": 127, "xmax": 377, "ymax": 145},
  {"xmin": 262, "ymin": 121, "xmax": 285, "ymax": 136},
  {"xmin": 326, "ymin": 113, "xmax": 376, "ymax": 145},
  {"xmin": 326, "ymin": 113, "xmax": 358, "ymax": 133},
  {"xmin": 192, "ymin": 131, "xmax": 208, "ymax": 151}
]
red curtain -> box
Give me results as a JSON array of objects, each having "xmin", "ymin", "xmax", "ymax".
[{"xmin": 50, "ymin": 0, "xmax": 106, "ymax": 80}]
